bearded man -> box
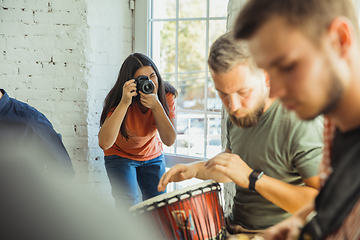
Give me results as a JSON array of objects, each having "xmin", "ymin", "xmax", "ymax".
[
  {"xmin": 233, "ymin": 0, "xmax": 360, "ymax": 239},
  {"xmin": 157, "ymin": 32, "xmax": 323, "ymax": 235}
]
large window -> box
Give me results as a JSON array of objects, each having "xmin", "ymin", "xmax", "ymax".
[{"xmin": 147, "ymin": 0, "xmax": 229, "ymax": 159}]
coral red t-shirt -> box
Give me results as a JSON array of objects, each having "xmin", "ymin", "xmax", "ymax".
[{"xmin": 104, "ymin": 93, "xmax": 175, "ymax": 161}]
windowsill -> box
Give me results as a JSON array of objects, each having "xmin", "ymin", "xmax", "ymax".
[{"xmin": 164, "ymin": 153, "xmax": 206, "ymax": 168}]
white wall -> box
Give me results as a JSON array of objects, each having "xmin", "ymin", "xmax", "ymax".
[
  {"xmin": 226, "ymin": 0, "xmax": 249, "ymax": 32},
  {"xmin": 0, "ymin": 0, "xmax": 133, "ymax": 203}
]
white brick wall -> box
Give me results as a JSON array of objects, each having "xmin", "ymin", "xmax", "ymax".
[
  {"xmin": 226, "ymin": 0, "xmax": 249, "ymax": 31},
  {"xmin": 0, "ymin": 0, "xmax": 133, "ymax": 204}
]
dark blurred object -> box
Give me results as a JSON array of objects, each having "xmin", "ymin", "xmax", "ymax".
[
  {"xmin": 0, "ymin": 157, "xmax": 158, "ymax": 240},
  {"xmin": 0, "ymin": 89, "xmax": 159, "ymax": 239},
  {"xmin": 0, "ymin": 89, "xmax": 74, "ymax": 179}
]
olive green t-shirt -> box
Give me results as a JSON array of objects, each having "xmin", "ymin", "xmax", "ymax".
[{"xmin": 226, "ymin": 100, "xmax": 323, "ymax": 230}]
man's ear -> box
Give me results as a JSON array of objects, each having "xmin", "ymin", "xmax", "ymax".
[
  {"xmin": 328, "ymin": 16, "xmax": 354, "ymax": 58},
  {"xmin": 264, "ymin": 70, "xmax": 270, "ymax": 87}
]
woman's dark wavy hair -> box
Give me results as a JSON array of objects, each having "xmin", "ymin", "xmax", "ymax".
[{"xmin": 100, "ymin": 53, "xmax": 177, "ymax": 140}]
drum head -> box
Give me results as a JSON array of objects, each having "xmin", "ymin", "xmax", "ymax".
[
  {"xmin": 130, "ymin": 180, "xmax": 219, "ymax": 212},
  {"xmin": 129, "ymin": 180, "xmax": 226, "ymax": 240}
]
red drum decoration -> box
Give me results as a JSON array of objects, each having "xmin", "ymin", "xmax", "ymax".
[{"xmin": 130, "ymin": 180, "xmax": 226, "ymax": 240}]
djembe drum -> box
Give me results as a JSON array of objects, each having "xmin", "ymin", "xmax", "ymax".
[{"xmin": 130, "ymin": 180, "xmax": 226, "ymax": 240}]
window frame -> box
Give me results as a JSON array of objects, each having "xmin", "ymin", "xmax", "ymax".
[{"xmin": 134, "ymin": 0, "xmax": 227, "ymax": 161}]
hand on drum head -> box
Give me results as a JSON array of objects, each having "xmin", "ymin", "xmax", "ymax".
[
  {"xmin": 157, "ymin": 164, "xmax": 198, "ymax": 192},
  {"xmin": 204, "ymin": 153, "xmax": 253, "ymax": 188},
  {"xmin": 264, "ymin": 214, "xmax": 303, "ymax": 240}
]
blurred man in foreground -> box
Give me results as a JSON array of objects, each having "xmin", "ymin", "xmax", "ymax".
[
  {"xmin": 234, "ymin": 0, "xmax": 360, "ymax": 239},
  {"xmin": 0, "ymin": 88, "xmax": 74, "ymax": 179},
  {"xmin": 158, "ymin": 32, "xmax": 323, "ymax": 235},
  {"xmin": 1, "ymin": 152, "xmax": 156, "ymax": 239},
  {"xmin": 0, "ymin": 88, "xmax": 158, "ymax": 239}
]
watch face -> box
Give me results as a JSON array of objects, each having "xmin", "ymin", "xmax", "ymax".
[
  {"xmin": 251, "ymin": 170, "xmax": 263, "ymax": 179},
  {"xmin": 249, "ymin": 170, "xmax": 264, "ymax": 191}
]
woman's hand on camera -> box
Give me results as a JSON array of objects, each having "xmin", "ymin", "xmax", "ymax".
[
  {"xmin": 120, "ymin": 79, "xmax": 137, "ymax": 106},
  {"xmin": 139, "ymin": 85, "xmax": 160, "ymax": 110}
]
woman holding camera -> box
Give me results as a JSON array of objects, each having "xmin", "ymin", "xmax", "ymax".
[{"xmin": 98, "ymin": 53, "xmax": 177, "ymax": 208}]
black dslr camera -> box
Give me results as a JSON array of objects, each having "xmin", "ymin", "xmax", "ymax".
[{"xmin": 135, "ymin": 75, "xmax": 155, "ymax": 94}]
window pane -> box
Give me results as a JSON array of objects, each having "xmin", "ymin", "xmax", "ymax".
[
  {"xmin": 207, "ymin": 75, "xmax": 222, "ymax": 112},
  {"xmin": 178, "ymin": 21, "xmax": 206, "ymax": 73},
  {"xmin": 206, "ymin": 116, "xmax": 222, "ymax": 158},
  {"xmin": 163, "ymin": 144, "xmax": 175, "ymax": 154},
  {"xmin": 152, "ymin": 0, "xmax": 176, "ymax": 19},
  {"xmin": 162, "ymin": 74, "xmax": 176, "ymax": 86},
  {"xmin": 176, "ymin": 114, "xmax": 205, "ymax": 157},
  {"xmin": 178, "ymin": 73, "xmax": 205, "ymax": 111},
  {"xmin": 148, "ymin": 0, "xmax": 226, "ymax": 164},
  {"xmin": 208, "ymin": 21, "xmax": 226, "ymax": 112},
  {"xmin": 151, "ymin": 21, "xmax": 176, "ymax": 74},
  {"xmin": 209, "ymin": 20, "xmax": 227, "ymax": 49},
  {"xmin": 179, "ymin": 0, "xmax": 207, "ymax": 18},
  {"xmin": 209, "ymin": 0, "xmax": 228, "ymax": 17},
  {"xmin": 175, "ymin": 115, "xmax": 221, "ymax": 159},
  {"xmin": 177, "ymin": 20, "xmax": 206, "ymax": 111}
]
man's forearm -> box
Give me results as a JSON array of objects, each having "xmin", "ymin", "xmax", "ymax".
[
  {"xmin": 254, "ymin": 175, "xmax": 318, "ymax": 214},
  {"xmin": 294, "ymin": 200, "xmax": 316, "ymax": 225}
]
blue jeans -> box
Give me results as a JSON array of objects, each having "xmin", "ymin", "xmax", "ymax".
[{"xmin": 104, "ymin": 154, "xmax": 166, "ymax": 209}]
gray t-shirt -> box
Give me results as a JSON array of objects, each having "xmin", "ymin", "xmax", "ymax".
[{"xmin": 226, "ymin": 100, "xmax": 323, "ymax": 230}]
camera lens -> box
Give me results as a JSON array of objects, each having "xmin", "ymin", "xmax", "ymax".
[
  {"xmin": 142, "ymin": 82, "xmax": 154, "ymax": 94},
  {"xmin": 135, "ymin": 75, "xmax": 155, "ymax": 94}
]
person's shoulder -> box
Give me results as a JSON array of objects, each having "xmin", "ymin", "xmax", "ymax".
[
  {"xmin": 273, "ymin": 104, "xmax": 323, "ymax": 141},
  {"xmin": 9, "ymin": 97, "xmax": 53, "ymax": 127},
  {"xmin": 278, "ymin": 103, "xmax": 323, "ymax": 128},
  {"xmin": 226, "ymin": 117, "xmax": 235, "ymax": 131},
  {"xmin": 165, "ymin": 92, "xmax": 175, "ymax": 99},
  {"xmin": 165, "ymin": 92, "xmax": 175, "ymax": 105}
]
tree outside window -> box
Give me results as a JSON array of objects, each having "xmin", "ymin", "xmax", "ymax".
[{"xmin": 150, "ymin": 0, "xmax": 229, "ymax": 159}]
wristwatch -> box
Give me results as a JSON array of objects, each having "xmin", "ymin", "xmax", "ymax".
[{"xmin": 249, "ymin": 169, "xmax": 264, "ymax": 191}]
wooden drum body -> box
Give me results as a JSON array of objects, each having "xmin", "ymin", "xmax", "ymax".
[{"xmin": 130, "ymin": 181, "xmax": 226, "ymax": 240}]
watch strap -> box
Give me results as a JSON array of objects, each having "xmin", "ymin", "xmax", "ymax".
[{"xmin": 249, "ymin": 169, "xmax": 264, "ymax": 191}]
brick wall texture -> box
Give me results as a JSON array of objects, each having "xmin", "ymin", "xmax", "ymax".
[{"xmin": 0, "ymin": 0, "xmax": 132, "ymax": 204}]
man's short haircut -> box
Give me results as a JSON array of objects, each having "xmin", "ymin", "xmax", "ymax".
[
  {"xmin": 233, "ymin": 0, "xmax": 360, "ymax": 44},
  {"xmin": 208, "ymin": 31, "xmax": 259, "ymax": 74}
]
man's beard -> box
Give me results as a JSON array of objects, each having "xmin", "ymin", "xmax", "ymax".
[
  {"xmin": 228, "ymin": 98, "xmax": 266, "ymax": 128},
  {"xmin": 318, "ymin": 71, "xmax": 343, "ymax": 117},
  {"xmin": 300, "ymin": 67, "xmax": 344, "ymax": 121}
]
